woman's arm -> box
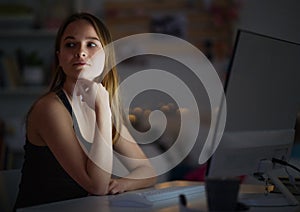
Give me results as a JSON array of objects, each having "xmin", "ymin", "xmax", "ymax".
[
  {"xmin": 30, "ymin": 87, "xmax": 112, "ymax": 195},
  {"xmin": 108, "ymin": 125, "xmax": 157, "ymax": 194}
]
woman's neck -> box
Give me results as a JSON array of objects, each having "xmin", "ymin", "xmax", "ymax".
[{"xmin": 63, "ymin": 79, "xmax": 75, "ymax": 99}]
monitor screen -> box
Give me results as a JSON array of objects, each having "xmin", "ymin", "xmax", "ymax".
[{"xmin": 207, "ymin": 29, "xmax": 300, "ymax": 178}]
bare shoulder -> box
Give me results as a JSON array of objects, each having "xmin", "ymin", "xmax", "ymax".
[
  {"xmin": 27, "ymin": 92, "xmax": 72, "ymax": 132},
  {"xmin": 27, "ymin": 92, "xmax": 72, "ymax": 146},
  {"xmin": 30, "ymin": 92, "xmax": 69, "ymax": 118}
]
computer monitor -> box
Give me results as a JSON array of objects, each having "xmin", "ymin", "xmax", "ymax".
[{"xmin": 206, "ymin": 29, "xmax": 300, "ymax": 205}]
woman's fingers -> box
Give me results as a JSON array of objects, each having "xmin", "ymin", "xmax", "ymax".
[
  {"xmin": 75, "ymin": 79, "xmax": 103, "ymax": 109},
  {"xmin": 108, "ymin": 179, "xmax": 126, "ymax": 194}
]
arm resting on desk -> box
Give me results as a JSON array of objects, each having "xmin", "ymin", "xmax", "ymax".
[{"xmin": 109, "ymin": 125, "xmax": 157, "ymax": 194}]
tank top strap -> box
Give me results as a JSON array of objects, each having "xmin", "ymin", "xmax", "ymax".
[{"xmin": 56, "ymin": 89, "xmax": 72, "ymax": 116}]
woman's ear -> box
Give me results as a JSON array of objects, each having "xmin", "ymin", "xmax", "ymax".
[{"xmin": 56, "ymin": 51, "xmax": 60, "ymax": 64}]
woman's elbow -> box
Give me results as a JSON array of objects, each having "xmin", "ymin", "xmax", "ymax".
[
  {"xmin": 88, "ymin": 184, "xmax": 109, "ymax": 196},
  {"xmin": 86, "ymin": 179, "xmax": 110, "ymax": 195}
]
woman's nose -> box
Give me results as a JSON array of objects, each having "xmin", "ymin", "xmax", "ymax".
[
  {"xmin": 76, "ymin": 52, "xmax": 86, "ymax": 58},
  {"xmin": 76, "ymin": 47, "xmax": 87, "ymax": 58}
]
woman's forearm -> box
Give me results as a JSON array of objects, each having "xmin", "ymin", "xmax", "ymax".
[
  {"xmin": 86, "ymin": 109, "xmax": 113, "ymax": 195},
  {"xmin": 121, "ymin": 165, "xmax": 157, "ymax": 191}
]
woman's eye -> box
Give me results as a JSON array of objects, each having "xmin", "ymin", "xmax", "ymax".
[
  {"xmin": 65, "ymin": 42, "xmax": 75, "ymax": 48},
  {"xmin": 87, "ymin": 42, "xmax": 97, "ymax": 47}
]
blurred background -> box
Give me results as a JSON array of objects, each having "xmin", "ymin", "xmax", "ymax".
[{"xmin": 0, "ymin": 0, "xmax": 300, "ymax": 182}]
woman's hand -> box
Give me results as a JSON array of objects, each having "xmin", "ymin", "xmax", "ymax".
[
  {"xmin": 108, "ymin": 179, "xmax": 128, "ymax": 194},
  {"xmin": 75, "ymin": 79, "xmax": 111, "ymax": 119}
]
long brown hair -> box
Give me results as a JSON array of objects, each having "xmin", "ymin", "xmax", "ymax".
[{"xmin": 49, "ymin": 13, "xmax": 122, "ymax": 144}]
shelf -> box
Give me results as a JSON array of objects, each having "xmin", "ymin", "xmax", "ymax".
[
  {"xmin": 104, "ymin": 0, "xmax": 203, "ymax": 11},
  {"xmin": 103, "ymin": 0, "xmax": 236, "ymax": 48},
  {"xmin": 0, "ymin": 29, "xmax": 57, "ymax": 38},
  {"xmin": 0, "ymin": 86, "xmax": 47, "ymax": 96}
]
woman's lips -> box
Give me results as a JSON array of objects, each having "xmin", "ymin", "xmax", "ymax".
[
  {"xmin": 73, "ymin": 61, "xmax": 91, "ymax": 68},
  {"xmin": 73, "ymin": 62, "xmax": 87, "ymax": 66}
]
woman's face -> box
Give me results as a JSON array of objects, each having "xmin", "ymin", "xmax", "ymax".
[{"xmin": 58, "ymin": 19, "xmax": 105, "ymax": 81}]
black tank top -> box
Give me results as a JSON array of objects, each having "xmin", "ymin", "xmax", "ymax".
[{"xmin": 14, "ymin": 90, "xmax": 88, "ymax": 209}]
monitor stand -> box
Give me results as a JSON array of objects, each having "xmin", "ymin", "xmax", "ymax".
[
  {"xmin": 239, "ymin": 170, "xmax": 299, "ymax": 207},
  {"xmin": 268, "ymin": 171, "xmax": 299, "ymax": 205}
]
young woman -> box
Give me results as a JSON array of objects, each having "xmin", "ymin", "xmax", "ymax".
[{"xmin": 14, "ymin": 12, "xmax": 156, "ymax": 209}]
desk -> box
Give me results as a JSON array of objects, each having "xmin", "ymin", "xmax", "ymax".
[{"xmin": 17, "ymin": 181, "xmax": 300, "ymax": 212}]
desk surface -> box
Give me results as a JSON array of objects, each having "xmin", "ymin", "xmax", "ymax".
[{"xmin": 17, "ymin": 180, "xmax": 300, "ymax": 212}]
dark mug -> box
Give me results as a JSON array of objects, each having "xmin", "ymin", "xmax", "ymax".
[{"xmin": 205, "ymin": 177, "xmax": 240, "ymax": 211}]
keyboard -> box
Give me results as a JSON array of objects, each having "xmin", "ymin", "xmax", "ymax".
[{"xmin": 109, "ymin": 185, "xmax": 205, "ymax": 207}]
